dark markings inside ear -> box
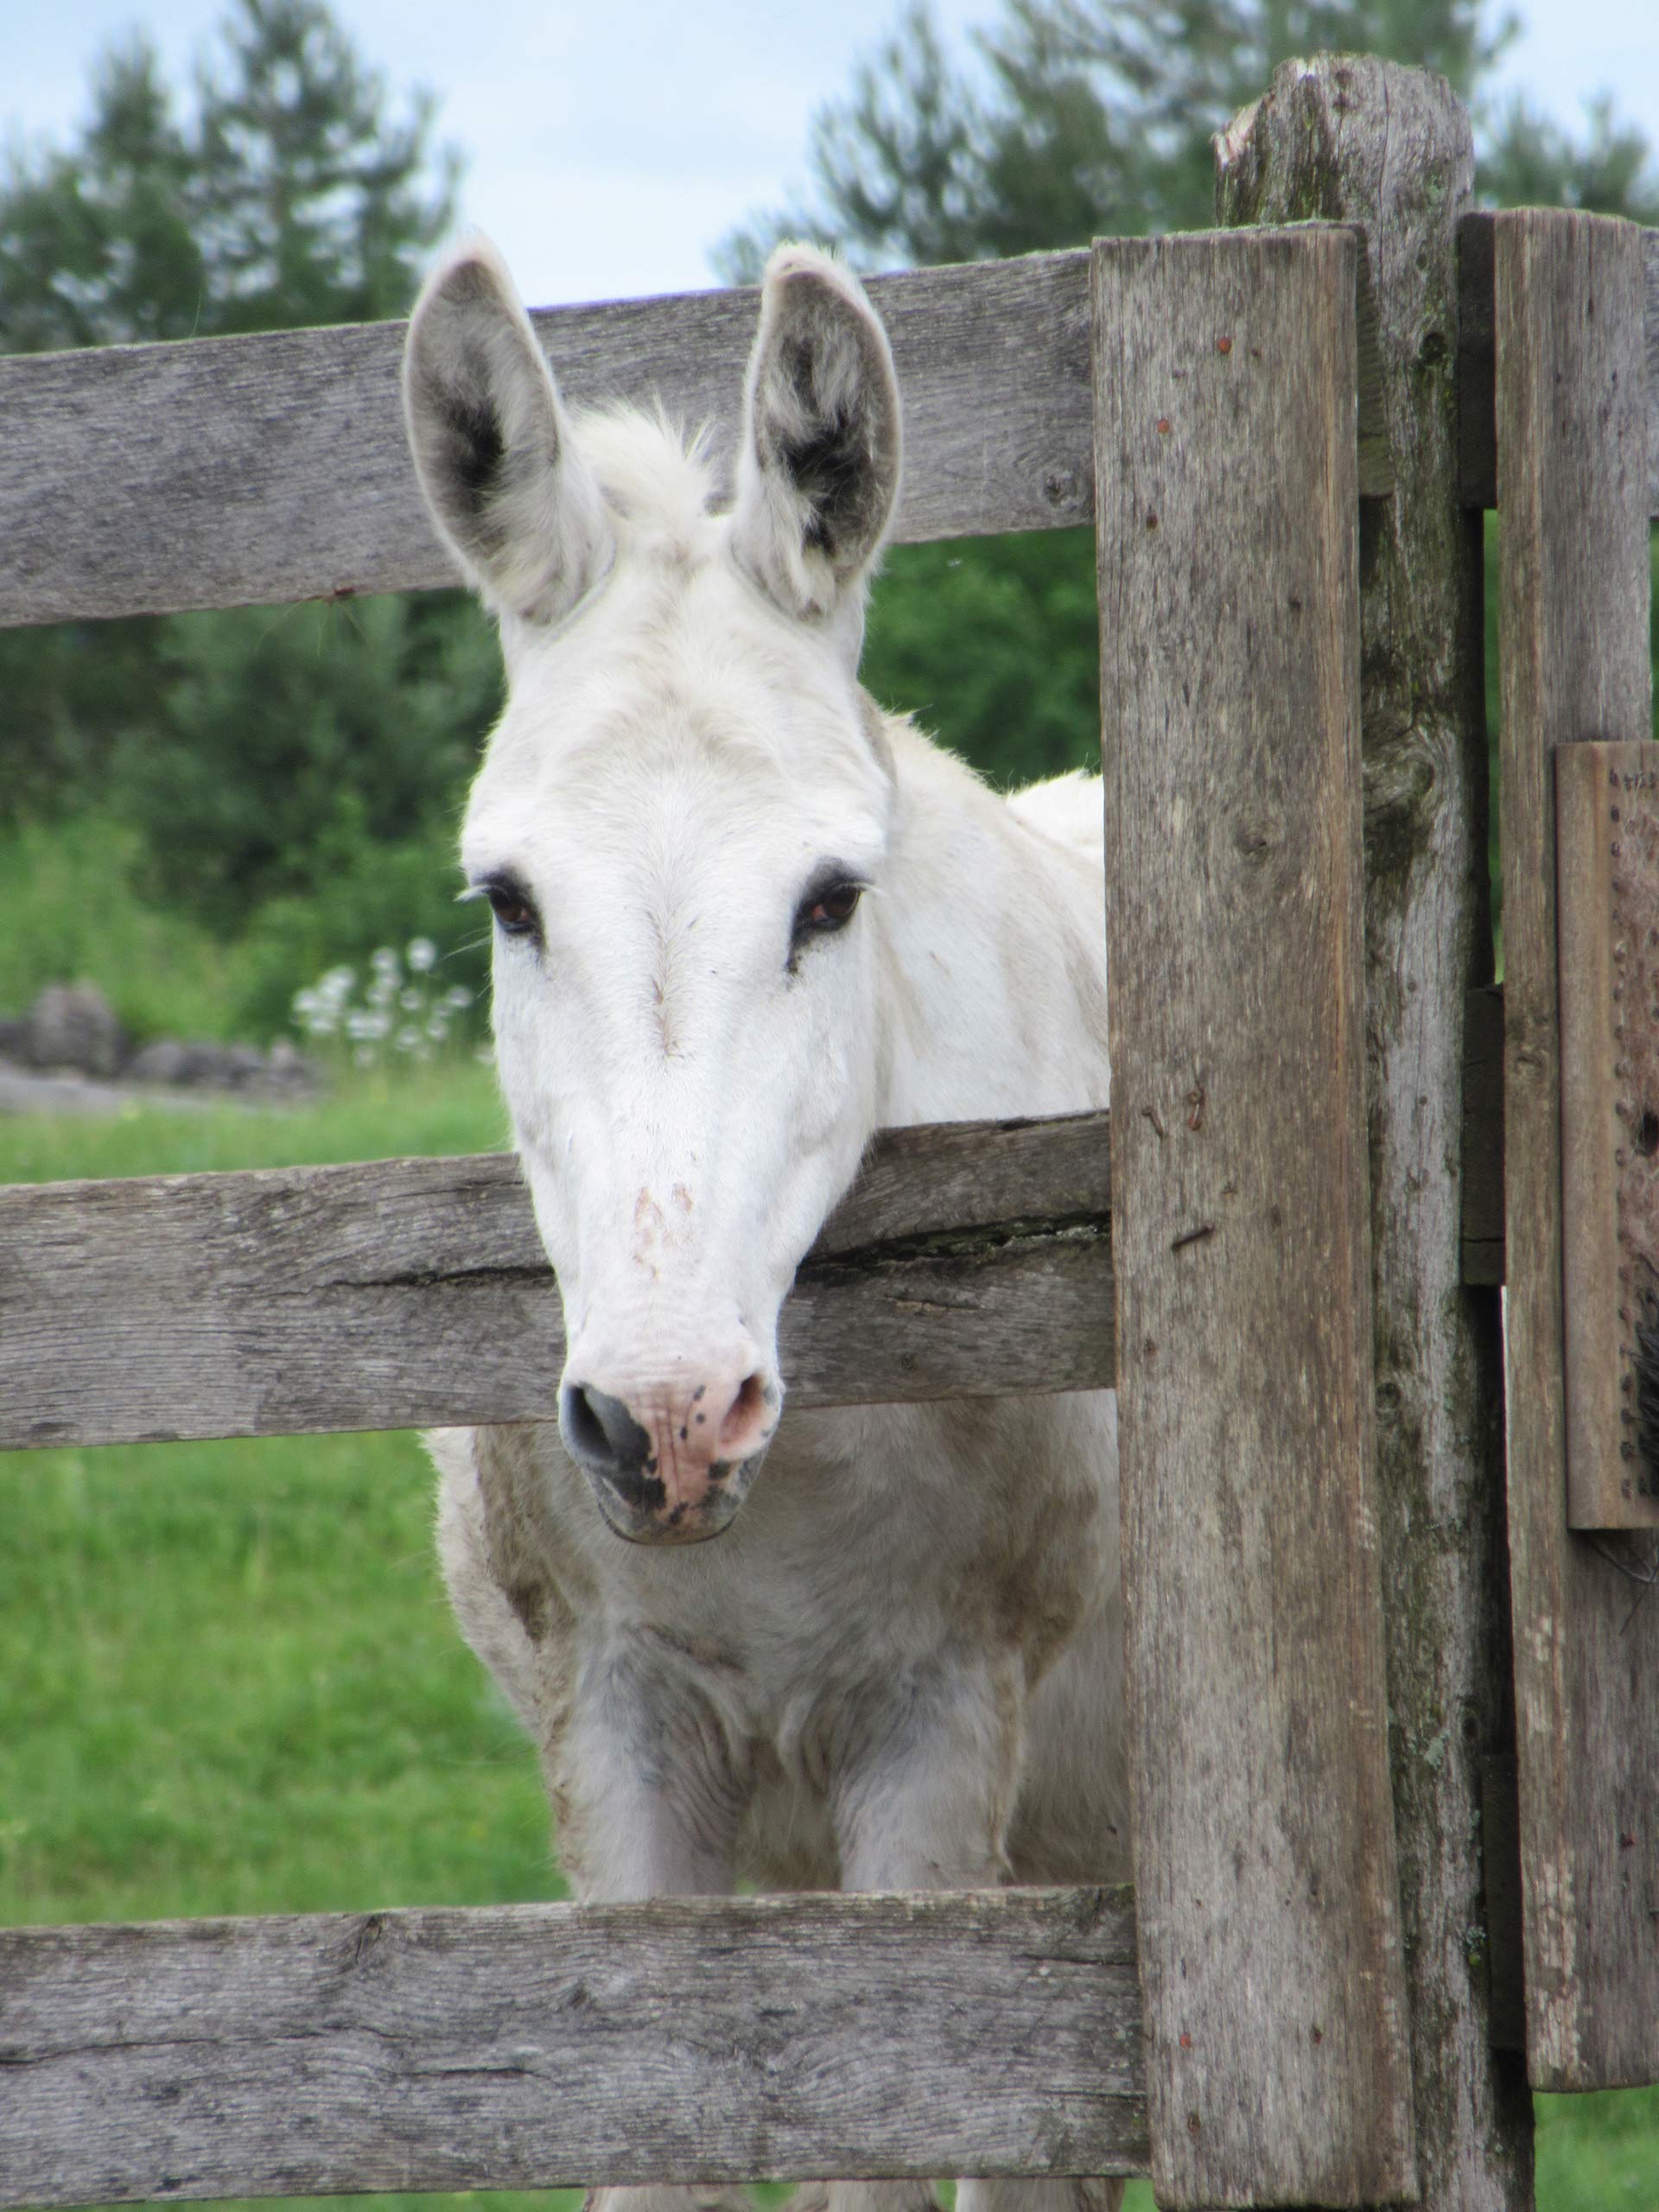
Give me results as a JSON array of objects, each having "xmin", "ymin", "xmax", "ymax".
[
  {"xmin": 776, "ymin": 332, "xmax": 877, "ymax": 560},
  {"xmin": 446, "ymin": 391, "xmax": 505, "ymax": 512}
]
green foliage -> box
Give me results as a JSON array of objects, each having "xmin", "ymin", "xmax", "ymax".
[
  {"xmin": 111, "ymin": 592, "xmax": 496, "ymax": 924},
  {"xmin": 0, "ymin": 0, "xmax": 482, "ymax": 1043},
  {"xmin": 716, "ymin": 0, "xmax": 1523, "ymax": 280},
  {"xmin": 864, "ymin": 531, "xmax": 1101, "ymax": 785},
  {"xmin": 5, "ymin": 589, "xmax": 501, "ymax": 1042},
  {"xmin": 1480, "ymin": 93, "xmax": 1659, "ymax": 224},
  {"xmin": 0, "ymin": 808, "xmax": 492, "ymax": 1047},
  {"xmin": 0, "ymin": 1424, "xmax": 548, "ymax": 1924},
  {"xmin": 0, "ymin": 1058, "xmax": 505, "ymax": 1185},
  {"xmin": 0, "ymin": 813, "xmax": 254, "ymax": 1043},
  {"xmin": 0, "ymin": 613, "xmax": 170, "ymax": 824},
  {"xmin": 1535, "ymin": 2087, "xmax": 1659, "ymax": 2207}
]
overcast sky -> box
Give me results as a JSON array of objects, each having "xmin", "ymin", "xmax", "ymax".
[{"xmin": 4, "ymin": 0, "xmax": 1656, "ymax": 310}]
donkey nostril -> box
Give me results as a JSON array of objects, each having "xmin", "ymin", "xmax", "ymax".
[
  {"xmin": 718, "ymin": 1371, "xmax": 777, "ymax": 1459},
  {"xmin": 562, "ymin": 1383, "xmax": 608, "ymax": 1465},
  {"xmin": 561, "ymin": 1382, "xmax": 652, "ymax": 1475}
]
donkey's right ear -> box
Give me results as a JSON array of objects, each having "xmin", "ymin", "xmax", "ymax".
[{"xmin": 403, "ymin": 238, "xmax": 613, "ymax": 629}]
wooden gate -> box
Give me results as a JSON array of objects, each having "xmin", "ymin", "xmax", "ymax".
[{"xmin": 2, "ymin": 51, "xmax": 1657, "ymax": 2212}]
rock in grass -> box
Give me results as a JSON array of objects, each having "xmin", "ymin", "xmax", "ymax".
[{"xmin": 25, "ymin": 983, "xmax": 129, "ymax": 1077}]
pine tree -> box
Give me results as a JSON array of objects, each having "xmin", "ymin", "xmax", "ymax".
[
  {"xmin": 0, "ymin": 0, "xmax": 457, "ymax": 354},
  {"xmin": 0, "ymin": 0, "xmax": 489, "ymax": 1039},
  {"xmin": 717, "ymin": 0, "xmax": 1657, "ymax": 795}
]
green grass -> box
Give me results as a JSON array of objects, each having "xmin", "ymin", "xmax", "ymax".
[
  {"xmin": 0, "ymin": 1427, "xmax": 553, "ymax": 1927},
  {"xmin": 2, "ymin": 1081, "xmax": 1655, "ymax": 2210},
  {"xmin": 0, "ymin": 1057, "xmax": 507, "ymax": 1185}
]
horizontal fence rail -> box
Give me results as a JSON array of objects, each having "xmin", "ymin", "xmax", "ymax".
[
  {"xmin": 0, "ymin": 256, "xmax": 1096, "ymax": 626},
  {"xmin": 0, "ymin": 1110, "xmax": 1116, "ymax": 1450},
  {"xmin": 0, "ymin": 232, "xmax": 1420, "ymax": 630},
  {"xmin": 0, "ymin": 1889, "xmax": 1149, "ymax": 2208},
  {"xmin": 0, "ymin": 1058, "xmax": 1512, "ymax": 1454},
  {"xmin": 0, "ymin": 216, "xmax": 1651, "ymax": 632}
]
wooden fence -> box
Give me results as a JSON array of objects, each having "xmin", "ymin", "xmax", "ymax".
[{"xmin": 3, "ymin": 50, "xmax": 1658, "ymax": 2212}]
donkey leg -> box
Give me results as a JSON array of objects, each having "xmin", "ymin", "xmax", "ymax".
[
  {"xmin": 784, "ymin": 2182, "xmax": 942, "ymax": 2212},
  {"xmin": 957, "ymin": 2180, "xmax": 1123, "ymax": 2212},
  {"xmin": 784, "ymin": 1661, "xmax": 1027, "ymax": 2212},
  {"xmin": 562, "ymin": 1654, "xmax": 752, "ymax": 2212},
  {"xmin": 585, "ymin": 2191, "xmax": 753, "ymax": 2212}
]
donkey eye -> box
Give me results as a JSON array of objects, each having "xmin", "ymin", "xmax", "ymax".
[
  {"xmin": 480, "ymin": 879, "xmax": 541, "ymax": 939},
  {"xmin": 796, "ymin": 879, "xmax": 862, "ymax": 938}
]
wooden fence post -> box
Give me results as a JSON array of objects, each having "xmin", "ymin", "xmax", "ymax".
[
  {"xmin": 1495, "ymin": 207, "xmax": 1659, "ymax": 2090},
  {"xmin": 1095, "ymin": 223, "xmax": 1414, "ymax": 2209},
  {"xmin": 1215, "ymin": 57, "xmax": 1535, "ymax": 2210}
]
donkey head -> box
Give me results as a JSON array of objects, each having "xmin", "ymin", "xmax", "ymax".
[{"xmin": 404, "ymin": 238, "xmax": 902, "ymax": 1545}]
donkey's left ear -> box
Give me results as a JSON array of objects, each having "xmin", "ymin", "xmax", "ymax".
[{"xmin": 730, "ymin": 246, "xmax": 902, "ymax": 646}]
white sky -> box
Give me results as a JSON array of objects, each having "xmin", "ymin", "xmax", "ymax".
[{"xmin": 3, "ymin": 0, "xmax": 1656, "ymax": 310}]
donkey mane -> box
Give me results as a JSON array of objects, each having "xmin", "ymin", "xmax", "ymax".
[{"xmin": 573, "ymin": 403, "xmax": 721, "ymax": 556}]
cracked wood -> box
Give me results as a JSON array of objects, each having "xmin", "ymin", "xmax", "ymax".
[
  {"xmin": 0, "ymin": 1110, "xmax": 1113, "ymax": 1449},
  {"xmin": 0, "ymin": 1889, "xmax": 1147, "ymax": 2207}
]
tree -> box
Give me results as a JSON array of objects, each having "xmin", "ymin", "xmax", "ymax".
[
  {"xmin": 0, "ymin": 0, "xmax": 458, "ymax": 353},
  {"xmin": 717, "ymin": 0, "xmax": 1535, "ymax": 283},
  {"xmin": 0, "ymin": 1, "xmax": 492, "ymax": 1040},
  {"xmin": 719, "ymin": 0, "xmax": 1658, "ymax": 795}
]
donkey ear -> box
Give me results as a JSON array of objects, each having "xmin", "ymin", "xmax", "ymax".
[
  {"xmin": 403, "ymin": 237, "xmax": 613, "ymax": 629},
  {"xmin": 730, "ymin": 245, "xmax": 902, "ymax": 638}
]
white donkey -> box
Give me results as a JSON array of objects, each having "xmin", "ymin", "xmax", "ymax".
[{"xmin": 404, "ymin": 238, "xmax": 1127, "ymax": 2212}]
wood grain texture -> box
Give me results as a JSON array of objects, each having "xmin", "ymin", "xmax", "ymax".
[
  {"xmin": 0, "ymin": 245, "xmax": 1398, "ymax": 631},
  {"xmin": 1497, "ymin": 207, "xmax": 1659, "ymax": 2088},
  {"xmin": 1458, "ymin": 213, "xmax": 1659, "ymax": 513},
  {"xmin": 0, "ymin": 256, "xmax": 1095, "ymax": 627},
  {"xmin": 0, "ymin": 1888, "xmax": 1148, "ymax": 2207},
  {"xmin": 1095, "ymin": 224, "xmax": 1414, "ymax": 2209},
  {"xmin": 0, "ymin": 1111, "xmax": 1113, "ymax": 1450},
  {"xmin": 1220, "ymin": 60, "xmax": 1535, "ymax": 2208},
  {"xmin": 1555, "ymin": 741, "xmax": 1659, "ymax": 1529}
]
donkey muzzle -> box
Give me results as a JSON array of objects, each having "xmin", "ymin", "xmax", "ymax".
[{"xmin": 558, "ymin": 1365, "xmax": 781, "ymax": 1544}]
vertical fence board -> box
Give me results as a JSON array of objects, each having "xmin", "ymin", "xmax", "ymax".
[
  {"xmin": 1555, "ymin": 739, "xmax": 1659, "ymax": 1530},
  {"xmin": 1217, "ymin": 58, "xmax": 1535, "ymax": 2209},
  {"xmin": 1095, "ymin": 226, "xmax": 1414, "ymax": 2209},
  {"xmin": 1497, "ymin": 207, "xmax": 1659, "ymax": 2088}
]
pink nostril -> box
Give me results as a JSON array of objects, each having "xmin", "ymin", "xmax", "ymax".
[{"xmin": 716, "ymin": 1371, "xmax": 777, "ymax": 1462}]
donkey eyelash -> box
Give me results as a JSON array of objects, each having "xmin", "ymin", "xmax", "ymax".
[
  {"xmin": 789, "ymin": 869, "xmax": 869, "ymax": 957},
  {"xmin": 461, "ymin": 873, "xmax": 543, "ymax": 942}
]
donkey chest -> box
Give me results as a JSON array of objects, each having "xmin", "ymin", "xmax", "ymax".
[{"xmin": 530, "ymin": 1402, "xmax": 1107, "ymax": 1738}]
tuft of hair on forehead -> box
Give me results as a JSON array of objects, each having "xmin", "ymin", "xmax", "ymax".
[{"xmin": 572, "ymin": 403, "xmax": 721, "ymax": 558}]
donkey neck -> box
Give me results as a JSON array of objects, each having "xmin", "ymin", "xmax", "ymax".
[{"xmin": 871, "ymin": 714, "xmax": 1111, "ymax": 1131}]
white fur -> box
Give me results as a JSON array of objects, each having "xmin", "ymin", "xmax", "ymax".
[{"xmin": 407, "ymin": 240, "xmax": 1124, "ymax": 2212}]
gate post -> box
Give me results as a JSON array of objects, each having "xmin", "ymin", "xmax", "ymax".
[
  {"xmin": 1095, "ymin": 224, "xmax": 1413, "ymax": 2209},
  {"xmin": 1216, "ymin": 57, "xmax": 1535, "ymax": 2209},
  {"xmin": 1494, "ymin": 207, "xmax": 1659, "ymax": 2090}
]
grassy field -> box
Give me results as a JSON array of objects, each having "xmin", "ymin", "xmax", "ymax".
[{"xmin": 0, "ymin": 1074, "xmax": 1653, "ymax": 2212}]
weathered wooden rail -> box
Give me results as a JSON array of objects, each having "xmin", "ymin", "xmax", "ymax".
[
  {"xmin": 3, "ymin": 214, "xmax": 1653, "ymax": 630},
  {"xmin": 0, "ymin": 1891, "xmax": 1147, "ymax": 2208},
  {"xmin": 0, "ymin": 1111, "xmax": 1116, "ymax": 1448},
  {"xmin": 0, "ymin": 1079, "xmax": 1514, "ymax": 1452},
  {"xmin": 4, "ymin": 48, "xmax": 1659, "ymax": 2212}
]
